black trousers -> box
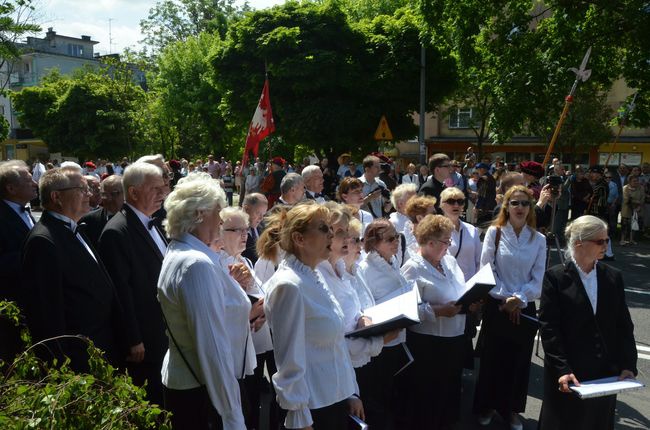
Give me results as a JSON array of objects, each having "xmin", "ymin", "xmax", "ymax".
[
  {"xmin": 163, "ymin": 385, "xmax": 223, "ymax": 430},
  {"xmin": 404, "ymin": 331, "xmax": 466, "ymax": 430},
  {"xmin": 244, "ymin": 350, "xmax": 280, "ymax": 430},
  {"xmin": 128, "ymin": 361, "xmax": 164, "ymax": 406},
  {"xmin": 280, "ymin": 399, "xmax": 349, "ymax": 430}
]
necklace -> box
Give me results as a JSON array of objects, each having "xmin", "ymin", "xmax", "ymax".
[{"xmin": 433, "ymin": 261, "xmax": 445, "ymax": 275}]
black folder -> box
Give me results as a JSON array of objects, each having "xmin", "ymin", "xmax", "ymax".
[{"xmin": 455, "ymin": 265, "xmax": 496, "ymax": 313}]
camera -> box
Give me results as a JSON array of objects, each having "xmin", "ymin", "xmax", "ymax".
[{"xmin": 546, "ymin": 175, "xmax": 563, "ymax": 196}]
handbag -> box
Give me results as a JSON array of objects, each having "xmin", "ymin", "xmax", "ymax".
[{"xmin": 631, "ymin": 211, "xmax": 639, "ymax": 231}]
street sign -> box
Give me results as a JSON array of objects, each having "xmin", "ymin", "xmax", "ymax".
[{"xmin": 373, "ymin": 115, "xmax": 393, "ymax": 141}]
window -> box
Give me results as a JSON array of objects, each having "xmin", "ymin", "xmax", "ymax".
[
  {"xmin": 449, "ymin": 107, "xmax": 476, "ymax": 129},
  {"xmin": 67, "ymin": 44, "xmax": 84, "ymax": 57}
]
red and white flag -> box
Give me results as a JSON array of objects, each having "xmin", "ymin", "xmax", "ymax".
[{"xmin": 241, "ymin": 79, "xmax": 275, "ymax": 168}]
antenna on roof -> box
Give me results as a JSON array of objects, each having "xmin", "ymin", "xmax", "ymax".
[{"xmin": 108, "ymin": 18, "xmax": 114, "ymax": 54}]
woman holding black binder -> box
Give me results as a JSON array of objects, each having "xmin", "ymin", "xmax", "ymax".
[
  {"xmin": 473, "ymin": 185, "xmax": 546, "ymax": 430},
  {"xmin": 401, "ymin": 214, "xmax": 476, "ymax": 429},
  {"xmin": 538, "ymin": 215, "xmax": 637, "ymax": 430}
]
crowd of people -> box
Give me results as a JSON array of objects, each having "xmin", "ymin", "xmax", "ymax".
[{"xmin": 0, "ymin": 148, "xmax": 642, "ymax": 430}]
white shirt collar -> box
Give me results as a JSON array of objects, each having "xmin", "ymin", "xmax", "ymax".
[
  {"xmin": 48, "ymin": 210, "xmax": 77, "ymax": 231},
  {"xmin": 126, "ymin": 202, "xmax": 154, "ymax": 230}
]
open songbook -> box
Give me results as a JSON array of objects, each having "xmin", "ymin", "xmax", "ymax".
[
  {"xmin": 345, "ymin": 285, "xmax": 420, "ymax": 338},
  {"xmin": 455, "ymin": 264, "xmax": 497, "ymax": 313},
  {"xmin": 570, "ymin": 376, "xmax": 645, "ymax": 399}
]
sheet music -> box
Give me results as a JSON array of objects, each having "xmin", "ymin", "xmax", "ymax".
[
  {"xmin": 462, "ymin": 264, "xmax": 496, "ymax": 294},
  {"xmin": 362, "ymin": 286, "xmax": 419, "ymax": 324},
  {"xmin": 569, "ymin": 376, "xmax": 645, "ymax": 399}
]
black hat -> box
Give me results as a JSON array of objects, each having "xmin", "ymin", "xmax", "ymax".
[{"xmin": 588, "ymin": 166, "xmax": 604, "ymax": 174}]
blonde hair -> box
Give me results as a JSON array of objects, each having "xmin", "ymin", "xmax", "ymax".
[
  {"xmin": 390, "ymin": 183, "xmax": 417, "ymax": 209},
  {"xmin": 564, "ymin": 215, "xmax": 608, "ymax": 260},
  {"xmin": 405, "ymin": 196, "xmax": 437, "ymax": 224},
  {"xmin": 164, "ymin": 173, "xmax": 226, "ymax": 239},
  {"xmin": 323, "ymin": 201, "xmax": 351, "ymax": 226},
  {"xmin": 492, "ymin": 185, "xmax": 536, "ymax": 230},
  {"xmin": 439, "ymin": 187, "xmax": 465, "ymax": 203},
  {"xmin": 348, "ymin": 217, "xmax": 362, "ymax": 239},
  {"xmin": 414, "ymin": 214, "xmax": 454, "ymax": 246},
  {"xmin": 278, "ymin": 202, "xmax": 330, "ymax": 255},
  {"xmin": 220, "ymin": 207, "xmax": 250, "ymax": 228}
]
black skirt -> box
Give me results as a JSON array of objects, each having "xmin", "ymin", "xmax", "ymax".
[
  {"xmin": 473, "ymin": 298, "xmax": 537, "ymax": 418},
  {"xmin": 404, "ymin": 331, "xmax": 466, "ymax": 429}
]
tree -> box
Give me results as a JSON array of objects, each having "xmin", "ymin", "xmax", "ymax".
[
  {"xmin": 212, "ymin": 1, "xmax": 456, "ymax": 160},
  {"xmin": 0, "ymin": 0, "xmax": 41, "ymax": 91},
  {"xmin": 11, "ymin": 64, "xmax": 147, "ymax": 160},
  {"xmin": 139, "ymin": 0, "xmax": 241, "ymax": 55},
  {"xmin": 150, "ymin": 32, "xmax": 231, "ymax": 159}
]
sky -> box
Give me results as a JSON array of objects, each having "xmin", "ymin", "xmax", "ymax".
[{"xmin": 31, "ymin": 0, "xmax": 283, "ymax": 56}]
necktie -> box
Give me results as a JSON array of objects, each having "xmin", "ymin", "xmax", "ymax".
[
  {"xmin": 147, "ymin": 218, "xmax": 158, "ymax": 230},
  {"xmin": 21, "ymin": 206, "xmax": 31, "ymax": 213}
]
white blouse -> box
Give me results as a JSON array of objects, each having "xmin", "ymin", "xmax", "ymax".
[
  {"xmin": 572, "ymin": 258, "xmax": 598, "ymax": 314},
  {"xmin": 480, "ymin": 223, "xmax": 547, "ymax": 307},
  {"xmin": 357, "ymin": 251, "xmax": 412, "ymax": 346},
  {"xmin": 344, "ymin": 264, "xmax": 375, "ymax": 312},
  {"xmin": 401, "ymin": 253, "xmax": 467, "ymax": 337},
  {"xmin": 389, "ymin": 211, "xmax": 410, "ymax": 235},
  {"xmin": 264, "ymin": 254, "xmax": 358, "ymax": 429},
  {"xmin": 220, "ymin": 251, "xmax": 273, "ymax": 354},
  {"xmin": 318, "ymin": 259, "xmax": 384, "ymax": 368},
  {"xmin": 158, "ymin": 233, "xmax": 250, "ymax": 429},
  {"xmin": 448, "ymin": 220, "xmax": 482, "ymax": 281}
]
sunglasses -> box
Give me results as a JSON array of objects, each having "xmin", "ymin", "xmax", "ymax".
[
  {"xmin": 586, "ymin": 238, "xmax": 610, "ymax": 246},
  {"xmin": 443, "ymin": 198, "xmax": 465, "ymax": 206},
  {"xmin": 509, "ymin": 200, "xmax": 531, "ymax": 207}
]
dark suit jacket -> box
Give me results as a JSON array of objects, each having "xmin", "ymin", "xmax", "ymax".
[
  {"xmin": 0, "ymin": 200, "xmax": 34, "ymax": 362},
  {"xmin": 98, "ymin": 205, "xmax": 168, "ymax": 366},
  {"xmin": 20, "ymin": 211, "xmax": 123, "ymax": 370},
  {"xmin": 539, "ymin": 262, "xmax": 637, "ymax": 429},
  {"xmin": 78, "ymin": 207, "xmax": 112, "ymax": 248},
  {"xmin": 0, "ymin": 200, "xmax": 34, "ymax": 301},
  {"xmin": 242, "ymin": 226, "xmax": 261, "ymax": 265},
  {"xmin": 418, "ymin": 176, "xmax": 445, "ymax": 213},
  {"xmin": 540, "ymin": 262, "xmax": 637, "ymax": 380}
]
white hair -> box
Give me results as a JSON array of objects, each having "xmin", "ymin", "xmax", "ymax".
[
  {"xmin": 564, "ymin": 215, "xmax": 608, "ymax": 260},
  {"xmin": 301, "ymin": 165, "xmax": 321, "ymax": 181},
  {"xmin": 136, "ymin": 154, "xmax": 165, "ymax": 169},
  {"xmin": 60, "ymin": 161, "xmax": 83, "ymax": 173},
  {"xmin": 122, "ymin": 162, "xmax": 163, "ymax": 197},
  {"xmin": 0, "ymin": 160, "xmax": 28, "ymax": 198},
  {"xmin": 164, "ymin": 172, "xmax": 226, "ymax": 239},
  {"xmin": 280, "ymin": 172, "xmax": 304, "ymax": 195},
  {"xmin": 219, "ymin": 207, "xmax": 250, "ymax": 229},
  {"xmin": 390, "ymin": 183, "xmax": 417, "ymax": 209}
]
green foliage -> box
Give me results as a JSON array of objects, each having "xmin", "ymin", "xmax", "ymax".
[
  {"xmin": 11, "ymin": 62, "xmax": 147, "ymax": 160},
  {"xmin": 212, "ymin": 0, "xmax": 456, "ymax": 159},
  {"xmin": 0, "ymin": 301, "xmax": 171, "ymax": 429},
  {"xmin": 0, "ymin": 0, "xmax": 41, "ymax": 92}
]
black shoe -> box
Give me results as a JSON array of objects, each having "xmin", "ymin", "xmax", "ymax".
[{"xmin": 602, "ymin": 255, "xmax": 615, "ymax": 261}]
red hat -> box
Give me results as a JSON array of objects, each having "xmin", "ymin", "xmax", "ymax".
[
  {"xmin": 169, "ymin": 159, "xmax": 181, "ymax": 170},
  {"xmin": 272, "ymin": 156, "xmax": 285, "ymax": 166},
  {"xmin": 520, "ymin": 161, "xmax": 544, "ymax": 179},
  {"xmin": 85, "ymin": 161, "xmax": 96, "ymax": 169}
]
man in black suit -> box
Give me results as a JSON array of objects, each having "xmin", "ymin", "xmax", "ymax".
[
  {"xmin": 242, "ymin": 193, "xmax": 268, "ymax": 264},
  {"xmin": 302, "ymin": 165, "xmax": 327, "ymax": 203},
  {"xmin": 98, "ymin": 162, "xmax": 168, "ymax": 405},
  {"xmin": 20, "ymin": 167, "xmax": 124, "ymax": 371},
  {"xmin": 0, "ymin": 160, "xmax": 37, "ymax": 363},
  {"xmin": 78, "ymin": 175, "xmax": 124, "ymax": 247},
  {"xmin": 418, "ymin": 153, "xmax": 451, "ymax": 213}
]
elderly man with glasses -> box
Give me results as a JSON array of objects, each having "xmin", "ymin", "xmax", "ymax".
[{"xmin": 20, "ymin": 167, "xmax": 124, "ymax": 372}]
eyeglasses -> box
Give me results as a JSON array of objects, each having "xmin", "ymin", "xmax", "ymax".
[
  {"xmin": 57, "ymin": 185, "xmax": 90, "ymax": 194},
  {"xmin": 586, "ymin": 238, "xmax": 610, "ymax": 246},
  {"xmin": 509, "ymin": 200, "xmax": 531, "ymax": 207},
  {"xmin": 383, "ymin": 234, "xmax": 400, "ymax": 243},
  {"xmin": 443, "ymin": 198, "xmax": 465, "ymax": 206},
  {"xmin": 224, "ymin": 227, "xmax": 248, "ymax": 235},
  {"xmin": 311, "ymin": 224, "xmax": 331, "ymax": 234},
  {"xmin": 435, "ymin": 238, "xmax": 452, "ymax": 246}
]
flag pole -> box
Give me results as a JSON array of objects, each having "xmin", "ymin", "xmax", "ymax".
[
  {"xmin": 604, "ymin": 92, "xmax": 637, "ymax": 167},
  {"xmin": 542, "ymin": 47, "xmax": 593, "ymax": 167}
]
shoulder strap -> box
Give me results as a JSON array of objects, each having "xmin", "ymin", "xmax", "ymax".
[
  {"xmin": 494, "ymin": 226, "xmax": 501, "ymax": 259},
  {"xmin": 454, "ymin": 227, "xmax": 464, "ymax": 259},
  {"xmin": 400, "ymin": 233, "xmax": 407, "ymax": 267},
  {"xmin": 160, "ymin": 310, "xmax": 203, "ymax": 386}
]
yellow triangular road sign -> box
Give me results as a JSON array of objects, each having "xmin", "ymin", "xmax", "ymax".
[{"xmin": 374, "ymin": 115, "xmax": 393, "ymax": 141}]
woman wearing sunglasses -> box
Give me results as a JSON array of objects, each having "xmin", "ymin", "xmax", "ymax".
[
  {"xmin": 401, "ymin": 214, "xmax": 478, "ymax": 429},
  {"xmin": 538, "ymin": 215, "xmax": 637, "ymax": 430},
  {"xmin": 264, "ymin": 202, "xmax": 362, "ymax": 429},
  {"xmin": 356, "ymin": 219, "xmax": 413, "ymax": 430},
  {"xmin": 473, "ymin": 185, "xmax": 546, "ymax": 430}
]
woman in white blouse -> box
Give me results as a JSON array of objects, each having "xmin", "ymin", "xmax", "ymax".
[
  {"xmin": 219, "ymin": 207, "xmax": 278, "ymax": 430},
  {"xmin": 401, "ymin": 214, "xmax": 475, "ymax": 429},
  {"xmin": 389, "ymin": 183, "xmax": 417, "ymax": 266},
  {"xmin": 337, "ymin": 177, "xmax": 374, "ymax": 233},
  {"xmin": 343, "ymin": 218, "xmax": 375, "ymax": 311},
  {"xmin": 473, "ymin": 185, "xmax": 546, "ymax": 430},
  {"xmin": 317, "ymin": 203, "xmax": 394, "ymax": 369},
  {"xmin": 403, "ymin": 195, "xmax": 438, "ymax": 259},
  {"xmin": 157, "ymin": 173, "xmax": 251, "ymax": 429},
  {"xmin": 357, "ymin": 219, "xmax": 413, "ymax": 430},
  {"xmin": 264, "ymin": 202, "xmax": 363, "ymax": 429}
]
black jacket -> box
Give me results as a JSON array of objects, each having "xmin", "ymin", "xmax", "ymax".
[
  {"xmin": 242, "ymin": 226, "xmax": 261, "ymax": 265},
  {"xmin": 98, "ymin": 205, "xmax": 168, "ymax": 365},
  {"xmin": 418, "ymin": 176, "xmax": 445, "ymax": 213},
  {"xmin": 78, "ymin": 207, "xmax": 113, "ymax": 248},
  {"xmin": 0, "ymin": 200, "xmax": 34, "ymax": 301},
  {"xmin": 20, "ymin": 211, "xmax": 123, "ymax": 370}
]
